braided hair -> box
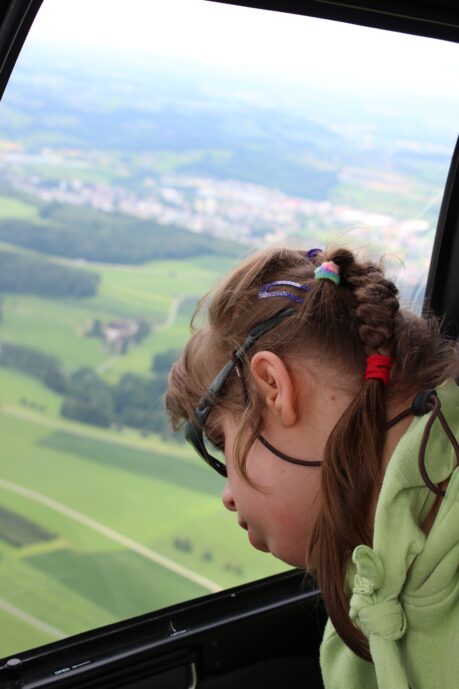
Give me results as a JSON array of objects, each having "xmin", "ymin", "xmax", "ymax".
[{"xmin": 308, "ymin": 249, "xmax": 401, "ymax": 660}]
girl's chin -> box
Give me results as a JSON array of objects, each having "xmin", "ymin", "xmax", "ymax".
[
  {"xmin": 247, "ymin": 528, "xmax": 270, "ymax": 552},
  {"xmin": 270, "ymin": 547, "xmax": 307, "ymax": 568},
  {"xmin": 247, "ymin": 529, "xmax": 306, "ymax": 567}
]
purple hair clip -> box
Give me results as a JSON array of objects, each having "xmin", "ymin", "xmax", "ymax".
[
  {"xmin": 306, "ymin": 248, "xmax": 322, "ymax": 261},
  {"xmin": 257, "ymin": 280, "xmax": 311, "ymax": 304}
]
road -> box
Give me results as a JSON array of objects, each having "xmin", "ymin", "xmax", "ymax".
[
  {"xmin": 0, "ymin": 597, "xmax": 65, "ymax": 640},
  {"xmin": 0, "ymin": 478, "xmax": 222, "ymax": 594}
]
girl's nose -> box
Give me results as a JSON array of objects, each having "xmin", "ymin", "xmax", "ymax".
[{"xmin": 222, "ymin": 483, "xmax": 237, "ymax": 512}]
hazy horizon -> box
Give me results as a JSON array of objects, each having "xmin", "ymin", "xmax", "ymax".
[{"xmin": 25, "ymin": 0, "xmax": 459, "ymax": 99}]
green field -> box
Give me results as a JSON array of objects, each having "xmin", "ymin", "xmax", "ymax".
[
  {"xmin": 0, "ymin": 410, "xmax": 287, "ymax": 658},
  {"xmin": 0, "ymin": 195, "xmax": 41, "ymax": 221},
  {"xmin": 0, "ymin": 211, "xmax": 288, "ymax": 660},
  {"xmin": 0, "ymin": 368, "xmax": 62, "ymax": 416},
  {"xmin": 0, "ymin": 505, "xmax": 56, "ymax": 546}
]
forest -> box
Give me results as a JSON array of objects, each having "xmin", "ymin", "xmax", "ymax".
[
  {"xmin": 0, "ymin": 205, "xmax": 242, "ymax": 265},
  {"xmin": 0, "ymin": 341, "xmax": 176, "ymax": 436},
  {"xmin": 0, "ymin": 250, "xmax": 99, "ymax": 297}
]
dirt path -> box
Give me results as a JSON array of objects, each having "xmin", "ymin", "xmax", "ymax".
[
  {"xmin": 0, "ymin": 479, "xmax": 222, "ymax": 594},
  {"xmin": 153, "ymin": 295, "xmax": 184, "ymax": 332},
  {"xmin": 0, "ymin": 597, "xmax": 65, "ymax": 640},
  {"xmin": 96, "ymin": 355, "xmax": 119, "ymax": 374}
]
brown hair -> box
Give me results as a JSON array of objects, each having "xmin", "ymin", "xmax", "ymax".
[{"xmin": 166, "ymin": 246, "xmax": 458, "ymax": 660}]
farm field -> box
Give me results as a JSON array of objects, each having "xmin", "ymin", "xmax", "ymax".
[
  {"xmin": 0, "ymin": 195, "xmax": 41, "ymax": 221},
  {"xmin": 0, "ymin": 410, "xmax": 287, "ymax": 658}
]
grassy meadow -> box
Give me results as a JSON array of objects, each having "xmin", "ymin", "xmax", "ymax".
[{"xmin": 0, "ymin": 210, "xmax": 288, "ymax": 659}]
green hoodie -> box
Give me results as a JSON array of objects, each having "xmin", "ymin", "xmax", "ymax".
[{"xmin": 320, "ymin": 379, "xmax": 459, "ymax": 689}]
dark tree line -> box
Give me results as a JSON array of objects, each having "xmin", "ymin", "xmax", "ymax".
[
  {"xmin": 0, "ymin": 341, "xmax": 179, "ymax": 437},
  {"xmin": 61, "ymin": 367, "xmax": 114, "ymax": 428},
  {"xmin": 0, "ymin": 342, "xmax": 68, "ymax": 393},
  {"xmin": 112, "ymin": 372, "xmax": 168, "ymax": 433},
  {"xmin": 0, "ymin": 205, "xmax": 242, "ymax": 265},
  {"xmin": 0, "ymin": 250, "xmax": 99, "ymax": 298},
  {"xmin": 151, "ymin": 348, "xmax": 181, "ymax": 374},
  {"xmin": 62, "ymin": 368, "xmax": 171, "ymax": 434}
]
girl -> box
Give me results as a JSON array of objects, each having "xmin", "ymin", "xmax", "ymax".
[{"xmin": 166, "ymin": 246, "xmax": 459, "ymax": 689}]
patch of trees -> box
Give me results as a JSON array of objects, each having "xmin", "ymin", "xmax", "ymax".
[
  {"xmin": 171, "ymin": 537, "xmax": 243, "ymax": 574},
  {"xmin": 1, "ymin": 341, "xmax": 180, "ymax": 436},
  {"xmin": 112, "ymin": 371, "xmax": 169, "ymax": 434},
  {"xmin": 224, "ymin": 562, "xmax": 244, "ymax": 576},
  {"xmin": 61, "ymin": 353, "xmax": 177, "ymax": 432},
  {"xmin": 20, "ymin": 398, "xmax": 46, "ymax": 413},
  {"xmin": 62, "ymin": 368, "xmax": 171, "ymax": 434},
  {"xmin": 173, "ymin": 537, "xmax": 193, "ymax": 553},
  {"xmin": 0, "ymin": 250, "xmax": 99, "ymax": 298},
  {"xmin": 173, "ymin": 538, "xmax": 213, "ymax": 562},
  {"xmin": 0, "ymin": 342, "xmax": 68, "ymax": 393},
  {"xmin": 151, "ymin": 348, "xmax": 181, "ymax": 374},
  {"xmin": 0, "ymin": 206, "xmax": 242, "ymax": 265},
  {"xmin": 61, "ymin": 368, "xmax": 114, "ymax": 428}
]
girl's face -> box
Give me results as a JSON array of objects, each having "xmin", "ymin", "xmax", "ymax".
[{"xmin": 220, "ymin": 413, "xmax": 322, "ymax": 569}]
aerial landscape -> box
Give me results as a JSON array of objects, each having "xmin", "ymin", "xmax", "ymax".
[{"xmin": 0, "ymin": 12, "xmax": 458, "ymax": 658}]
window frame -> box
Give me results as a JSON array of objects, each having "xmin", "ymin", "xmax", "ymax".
[{"xmin": 0, "ymin": 1, "xmax": 458, "ymax": 686}]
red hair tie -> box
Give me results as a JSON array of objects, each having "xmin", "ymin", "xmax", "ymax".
[{"xmin": 364, "ymin": 354, "xmax": 394, "ymax": 385}]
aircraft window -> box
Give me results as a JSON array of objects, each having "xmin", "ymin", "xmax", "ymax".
[{"xmin": 1, "ymin": 0, "xmax": 459, "ymax": 658}]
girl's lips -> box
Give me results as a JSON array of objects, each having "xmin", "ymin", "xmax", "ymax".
[{"xmin": 238, "ymin": 520, "xmax": 248, "ymax": 530}]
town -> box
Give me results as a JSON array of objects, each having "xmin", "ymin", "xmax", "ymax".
[{"xmin": 1, "ymin": 143, "xmax": 433, "ymax": 295}]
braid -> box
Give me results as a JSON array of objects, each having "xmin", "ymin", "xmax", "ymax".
[
  {"xmin": 331, "ymin": 249, "xmax": 400, "ymax": 355},
  {"xmin": 309, "ymin": 249, "xmax": 401, "ymax": 661},
  {"xmin": 350, "ymin": 281, "xmax": 398, "ymax": 355}
]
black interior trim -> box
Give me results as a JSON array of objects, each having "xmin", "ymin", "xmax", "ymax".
[
  {"xmin": 0, "ymin": 1, "xmax": 457, "ymax": 686},
  {"xmin": 210, "ymin": 1, "xmax": 459, "ymax": 42},
  {"xmin": 424, "ymin": 135, "xmax": 459, "ymax": 339},
  {"xmin": 0, "ymin": 0, "xmax": 43, "ymax": 100}
]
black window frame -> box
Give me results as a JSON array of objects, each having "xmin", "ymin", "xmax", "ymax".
[{"xmin": 0, "ymin": 2, "xmax": 458, "ymax": 687}]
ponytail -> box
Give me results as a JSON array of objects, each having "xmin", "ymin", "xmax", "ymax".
[{"xmin": 307, "ymin": 248, "xmax": 399, "ymax": 660}]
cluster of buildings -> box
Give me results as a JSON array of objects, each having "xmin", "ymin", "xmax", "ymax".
[
  {"xmin": 88, "ymin": 319, "xmax": 140, "ymax": 354},
  {"xmin": 2, "ymin": 144, "xmax": 433, "ymax": 295}
]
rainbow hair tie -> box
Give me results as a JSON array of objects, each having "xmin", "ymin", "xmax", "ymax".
[{"xmin": 314, "ymin": 260, "xmax": 340, "ymax": 285}]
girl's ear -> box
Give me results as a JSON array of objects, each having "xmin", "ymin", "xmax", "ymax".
[{"xmin": 250, "ymin": 351, "xmax": 298, "ymax": 427}]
